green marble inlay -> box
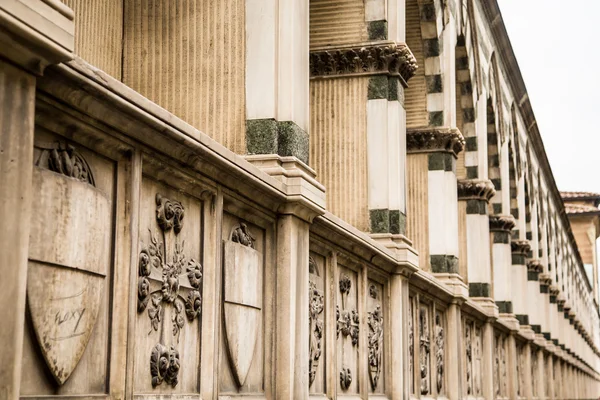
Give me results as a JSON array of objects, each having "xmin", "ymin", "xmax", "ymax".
[
  {"xmin": 246, "ymin": 119, "xmax": 309, "ymax": 164},
  {"xmin": 431, "ymin": 255, "xmax": 459, "ymax": 273},
  {"xmin": 496, "ymin": 301, "xmax": 513, "ymax": 314},
  {"xmin": 469, "ymin": 282, "xmax": 491, "ymax": 297},
  {"xmin": 370, "ymin": 208, "xmax": 390, "ymax": 233},
  {"xmin": 368, "ymin": 20, "xmax": 388, "ymax": 40},
  {"xmin": 368, "ymin": 76, "xmax": 388, "ymax": 99}
]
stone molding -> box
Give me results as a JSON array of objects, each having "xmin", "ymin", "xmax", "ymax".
[
  {"xmin": 0, "ymin": 0, "xmax": 74, "ymax": 74},
  {"xmin": 488, "ymin": 214, "xmax": 516, "ymax": 232},
  {"xmin": 511, "ymin": 240, "xmax": 531, "ymax": 255},
  {"xmin": 406, "ymin": 128, "xmax": 465, "ymax": 157},
  {"xmin": 309, "ymin": 42, "xmax": 418, "ymax": 84},
  {"xmin": 457, "ymin": 179, "xmax": 496, "ymax": 201},
  {"xmin": 527, "ymin": 259, "xmax": 544, "ymax": 273}
]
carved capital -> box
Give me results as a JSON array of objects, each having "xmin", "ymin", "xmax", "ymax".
[
  {"xmin": 488, "ymin": 215, "xmax": 516, "ymax": 233},
  {"xmin": 457, "ymin": 179, "xmax": 496, "ymax": 201},
  {"xmin": 407, "ymin": 128, "xmax": 465, "ymax": 157},
  {"xmin": 310, "ymin": 43, "xmax": 418, "ymax": 83},
  {"xmin": 511, "ymin": 240, "xmax": 531, "ymax": 255},
  {"xmin": 527, "ymin": 259, "xmax": 544, "ymax": 272}
]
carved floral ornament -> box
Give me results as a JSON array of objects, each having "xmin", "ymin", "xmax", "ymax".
[
  {"xmin": 337, "ymin": 274, "xmax": 359, "ymax": 391},
  {"xmin": 309, "ymin": 43, "xmax": 418, "ymax": 83},
  {"xmin": 137, "ymin": 194, "xmax": 203, "ymax": 388},
  {"xmin": 35, "ymin": 141, "xmax": 95, "ymax": 185},
  {"xmin": 406, "ymin": 128, "xmax": 466, "ymax": 157},
  {"xmin": 308, "ymin": 256, "xmax": 325, "ymax": 388},
  {"xmin": 488, "ymin": 214, "xmax": 516, "ymax": 233},
  {"xmin": 457, "ymin": 179, "xmax": 496, "ymax": 201},
  {"xmin": 527, "ymin": 259, "xmax": 544, "ymax": 273}
]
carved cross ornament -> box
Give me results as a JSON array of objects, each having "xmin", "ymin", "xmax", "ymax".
[
  {"xmin": 337, "ymin": 274, "xmax": 359, "ymax": 391},
  {"xmin": 137, "ymin": 194, "xmax": 203, "ymax": 388}
]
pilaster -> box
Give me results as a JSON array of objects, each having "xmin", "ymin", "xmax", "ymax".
[
  {"xmin": 489, "ymin": 214, "xmax": 517, "ymax": 326},
  {"xmin": 390, "ymin": 270, "xmax": 412, "ymax": 400},
  {"xmin": 446, "ymin": 302, "xmax": 464, "ymax": 400},
  {"xmin": 246, "ymin": 0, "xmax": 310, "ymax": 162},
  {"xmin": 246, "ymin": 155, "xmax": 326, "ymax": 399},
  {"xmin": 0, "ymin": 2, "xmax": 74, "ymax": 399}
]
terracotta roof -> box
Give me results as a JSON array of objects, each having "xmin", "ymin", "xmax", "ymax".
[
  {"xmin": 560, "ymin": 191, "xmax": 600, "ymax": 200},
  {"xmin": 565, "ymin": 203, "xmax": 600, "ymax": 215}
]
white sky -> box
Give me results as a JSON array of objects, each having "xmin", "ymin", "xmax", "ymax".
[{"xmin": 497, "ymin": 0, "xmax": 600, "ymax": 193}]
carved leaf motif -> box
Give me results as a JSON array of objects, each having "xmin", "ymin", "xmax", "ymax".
[
  {"xmin": 309, "ymin": 281, "xmax": 324, "ymax": 387},
  {"xmin": 435, "ymin": 313, "xmax": 444, "ymax": 394},
  {"xmin": 35, "ymin": 142, "xmax": 96, "ymax": 186},
  {"xmin": 185, "ymin": 290, "xmax": 202, "ymax": 321},
  {"xmin": 419, "ymin": 307, "xmax": 430, "ymax": 395},
  {"xmin": 150, "ymin": 343, "xmax": 180, "ymax": 388},
  {"xmin": 340, "ymin": 367, "xmax": 352, "ymax": 391},
  {"xmin": 368, "ymin": 304, "xmax": 384, "ymax": 390},
  {"xmin": 231, "ymin": 222, "xmax": 256, "ymax": 248},
  {"xmin": 156, "ymin": 194, "xmax": 184, "ymax": 234}
]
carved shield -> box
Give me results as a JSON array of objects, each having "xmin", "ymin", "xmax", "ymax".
[
  {"xmin": 27, "ymin": 167, "xmax": 110, "ymax": 385},
  {"xmin": 223, "ymin": 234, "xmax": 261, "ymax": 387}
]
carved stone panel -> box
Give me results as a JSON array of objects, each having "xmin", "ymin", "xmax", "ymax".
[
  {"xmin": 435, "ymin": 311, "xmax": 444, "ymax": 395},
  {"xmin": 409, "ymin": 297, "xmax": 415, "ymax": 394},
  {"xmin": 22, "ymin": 137, "xmax": 114, "ymax": 396},
  {"xmin": 218, "ymin": 214, "xmax": 265, "ymax": 394},
  {"xmin": 368, "ymin": 281, "xmax": 384, "ymax": 393},
  {"xmin": 419, "ymin": 305, "xmax": 431, "ymax": 395},
  {"xmin": 27, "ymin": 144, "xmax": 109, "ymax": 385},
  {"xmin": 337, "ymin": 267, "xmax": 359, "ymax": 393},
  {"xmin": 309, "ymin": 253, "xmax": 325, "ymax": 393},
  {"xmin": 474, "ymin": 325, "xmax": 483, "ymax": 397},
  {"xmin": 134, "ymin": 180, "xmax": 203, "ymax": 393},
  {"xmin": 465, "ymin": 321, "xmax": 473, "ymax": 396},
  {"xmin": 495, "ymin": 335, "xmax": 508, "ymax": 399}
]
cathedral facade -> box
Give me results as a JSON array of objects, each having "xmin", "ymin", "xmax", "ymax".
[{"xmin": 0, "ymin": 0, "xmax": 598, "ymax": 399}]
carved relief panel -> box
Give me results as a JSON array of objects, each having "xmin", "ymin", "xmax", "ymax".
[
  {"xmin": 368, "ymin": 280, "xmax": 384, "ymax": 393},
  {"xmin": 464, "ymin": 319, "xmax": 482, "ymax": 398},
  {"xmin": 516, "ymin": 344, "xmax": 524, "ymax": 398},
  {"xmin": 531, "ymin": 348, "xmax": 538, "ymax": 397},
  {"xmin": 494, "ymin": 334, "xmax": 508, "ymax": 399},
  {"xmin": 409, "ymin": 293, "xmax": 445, "ymax": 399},
  {"xmin": 133, "ymin": 179, "xmax": 204, "ymax": 393},
  {"xmin": 21, "ymin": 135, "xmax": 115, "ymax": 396},
  {"xmin": 309, "ymin": 253, "xmax": 326, "ymax": 394},
  {"xmin": 337, "ymin": 267, "xmax": 359, "ymax": 393},
  {"xmin": 218, "ymin": 214, "xmax": 266, "ymax": 394}
]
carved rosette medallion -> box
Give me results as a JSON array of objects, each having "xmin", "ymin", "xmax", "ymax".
[
  {"xmin": 137, "ymin": 194, "xmax": 203, "ymax": 388},
  {"xmin": 368, "ymin": 303, "xmax": 383, "ymax": 390},
  {"xmin": 337, "ymin": 274, "xmax": 359, "ymax": 391},
  {"xmin": 435, "ymin": 313, "xmax": 444, "ymax": 394},
  {"xmin": 308, "ymin": 256, "xmax": 324, "ymax": 388},
  {"xmin": 28, "ymin": 142, "xmax": 109, "ymax": 385},
  {"xmin": 223, "ymin": 222, "xmax": 262, "ymax": 388},
  {"xmin": 419, "ymin": 306, "xmax": 431, "ymax": 395}
]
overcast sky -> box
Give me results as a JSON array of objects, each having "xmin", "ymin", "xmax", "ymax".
[{"xmin": 497, "ymin": 0, "xmax": 600, "ymax": 194}]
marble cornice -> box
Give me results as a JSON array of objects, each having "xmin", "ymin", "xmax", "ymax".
[
  {"xmin": 511, "ymin": 239, "xmax": 531, "ymax": 255},
  {"xmin": 457, "ymin": 179, "xmax": 496, "ymax": 201},
  {"xmin": 406, "ymin": 127, "xmax": 465, "ymax": 157},
  {"xmin": 488, "ymin": 214, "xmax": 516, "ymax": 232},
  {"xmin": 309, "ymin": 42, "xmax": 418, "ymax": 84}
]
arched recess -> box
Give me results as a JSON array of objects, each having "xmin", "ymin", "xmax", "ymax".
[
  {"xmin": 405, "ymin": 0, "xmax": 445, "ymax": 128},
  {"xmin": 486, "ymin": 54, "xmax": 505, "ymax": 215},
  {"xmin": 507, "ymin": 106, "xmax": 520, "ymax": 237},
  {"xmin": 524, "ymin": 144, "xmax": 534, "ymax": 243},
  {"xmin": 455, "ymin": 33, "xmax": 477, "ymax": 180}
]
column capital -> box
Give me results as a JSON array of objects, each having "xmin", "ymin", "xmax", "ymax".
[
  {"xmin": 309, "ymin": 42, "xmax": 418, "ymax": 84},
  {"xmin": 457, "ymin": 179, "xmax": 496, "ymax": 201},
  {"xmin": 511, "ymin": 240, "xmax": 531, "ymax": 255},
  {"xmin": 406, "ymin": 127, "xmax": 465, "ymax": 157},
  {"xmin": 489, "ymin": 214, "xmax": 516, "ymax": 232},
  {"xmin": 0, "ymin": 0, "xmax": 74, "ymax": 74}
]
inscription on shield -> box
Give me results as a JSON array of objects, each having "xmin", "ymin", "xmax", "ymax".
[
  {"xmin": 223, "ymin": 223, "xmax": 262, "ymax": 388},
  {"xmin": 27, "ymin": 152, "xmax": 109, "ymax": 385}
]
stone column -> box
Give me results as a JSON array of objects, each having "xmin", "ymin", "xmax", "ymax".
[
  {"xmin": 389, "ymin": 270, "xmax": 412, "ymax": 400},
  {"xmin": 489, "ymin": 215, "xmax": 517, "ymax": 326},
  {"xmin": 406, "ymin": 128, "xmax": 465, "ymax": 295},
  {"xmin": 512, "ymin": 240, "xmax": 531, "ymax": 328},
  {"xmin": 446, "ymin": 301, "xmax": 464, "ymax": 400},
  {"xmin": 527, "ymin": 260, "xmax": 544, "ymax": 337},
  {"xmin": 508, "ymin": 333, "xmax": 521, "ymax": 400},
  {"xmin": 0, "ymin": 2, "xmax": 74, "ymax": 398},
  {"xmin": 245, "ymin": 156, "xmax": 326, "ymax": 399},
  {"xmin": 535, "ymin": 348, "xmax": 545, "ymax": 400},
  {"xmin": 246, "ymin": 0, "xmax": 310, "ymax": 163},
  {"xmin": 457, "ymin": 179, "xmax": 496, "ymax": 313},
  {"xmin": 482, "ymin": 320, "xmax": 495, "ymax": 400}
]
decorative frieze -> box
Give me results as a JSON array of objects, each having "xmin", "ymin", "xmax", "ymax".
[
  {"xmin": 309, "ymin": 43, "xmax": 418, "ymax": 83},
  {"xmin": 457, "ymin": 179, "xmax": 496, "ymax": 201},
  {"xmin": 308, "ymin": 259, "xmax": 324, "ymax": 388},
  {"xmin": 407, "ymin": 128, "xmax": 465, "ymax": 157}
]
